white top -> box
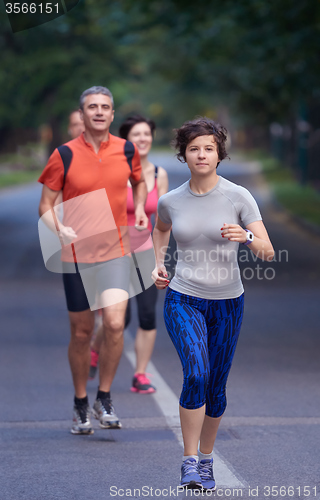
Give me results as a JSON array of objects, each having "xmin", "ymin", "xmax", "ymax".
[{"xmin": 157, "ymin": 176, "xmax": 262, "ymax": 299}]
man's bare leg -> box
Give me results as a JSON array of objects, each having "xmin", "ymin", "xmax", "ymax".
[
  {"xmin": 91, "ymin": 289, "xmax": 128, "ymax": 429},
  {"xmin": 91, "ymin": 324, "xmax": 103, "ymax": 353},
  {"xmin": 98, "ymin": 289, "xmax": 129, "ymax": 392},
  {"xmin": 68, "ymin": 309, "xmax": 94, "ymax": 398}
]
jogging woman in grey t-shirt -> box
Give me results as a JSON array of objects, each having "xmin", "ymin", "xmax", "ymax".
[{"xmin": 152, "ymin": 117, "xmax": 274, "ymax": 491}]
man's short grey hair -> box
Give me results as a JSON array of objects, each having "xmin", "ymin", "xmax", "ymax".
[{"xmin": 79, "ymin": 86, "xmax": 114, "ymax": 110}]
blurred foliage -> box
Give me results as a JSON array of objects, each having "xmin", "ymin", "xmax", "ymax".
[
  {"xmin": 120, "ymin": 0, "xmax": 320, "ymax": 124},
  {"xmin": 0, "ymin": 169, "xmax": 42, "ymax": 188},
  {"xmin": 0, "ymin": 143, "xmax": 46, "ymax": 170},
  {"xmin": 0, "ymin": 0, "xmax": 319, "ymax": 146},
  {"xmin": 252, "ymin": 151, "xmax": 320, "ymax": 226},
  {"xmin": 273, "ymin": 183, "xmax": 320, "ymax": 226}
]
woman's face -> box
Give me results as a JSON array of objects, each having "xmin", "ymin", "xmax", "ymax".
[
  {"xmin": 185, "ymin": 135, "xmax": 219, "ymax": 176},
  {"xmin": 127, "ymin": 122, "xmax": 153, "ymax": 158}
]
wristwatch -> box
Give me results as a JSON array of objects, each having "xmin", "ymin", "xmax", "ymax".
[{"xmin": 243, "ymin": 229, "xmax": 254, "ymax": 245}]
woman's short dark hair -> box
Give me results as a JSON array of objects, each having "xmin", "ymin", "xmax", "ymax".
[
  {"xmin": 173, "ymin": 117, "xmax": 229, "ymax": 164},
  {"xmin": 119, "ymin": 115, "xmax": 156, "ymax": 140}
]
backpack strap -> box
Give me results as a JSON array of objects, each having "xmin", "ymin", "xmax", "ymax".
[
  {"xmin": 57, "ymin": 145, "xmax": 73, "ymax": 189},
  {"xmin": 124, "ymin": 140, "xmax": 135, "ymax": 172},
  {"xmin": 154, "ymin": 165, "xmax": 158, "ymax": 178}
]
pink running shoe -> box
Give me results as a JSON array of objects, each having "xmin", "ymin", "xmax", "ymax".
[
  {"xmin": 131, "ymin": 373, "xmax": 156, "ymax": 394},
  {"xmin": 89, "ymin": 349, "xmax": 99, "ymax": 380}
]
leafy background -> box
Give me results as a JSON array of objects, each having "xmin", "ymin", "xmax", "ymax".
[{"xmin": 0, "ymin": 0, "xmax": 319, "ymax": 182}]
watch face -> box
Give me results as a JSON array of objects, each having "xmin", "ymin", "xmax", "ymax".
[{"xmin": 243, "ymin": 230, "xmax": 254, "ymax": 245}]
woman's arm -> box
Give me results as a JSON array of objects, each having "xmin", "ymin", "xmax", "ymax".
[
  {"xmin": 156, "ymin": 166, "xmax": 169, "ymax": 198},
  {"xmin": 152, "ymin": 218, "xmax": 172, "ymax": 289},
  {"xmin": 154, "ymin": 166, "xmax": 169, "ymax": 226},
  {"xmin": 221, "ymin": 220, "xmax": 274, "ymax": 261},
  {"xmin": 130, "ymin": 173, "xmax": 148, "ymax": 229}
]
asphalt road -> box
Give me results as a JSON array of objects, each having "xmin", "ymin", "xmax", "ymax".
[{"xmin": 0, "ymin": 153, "xmax": 320, "ymax": 500}]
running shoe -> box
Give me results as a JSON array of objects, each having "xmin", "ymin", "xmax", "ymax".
[
  {"xmin": 180, "ymin": 457, "xmax": 202, "ymax": 489},
  {"xmin": 198, "ymin": 458, "xmax": 216, "ymax": 491},
  {"xmin": 71, "ymin": 403, "xmax": 94, "ymax": 435},
  {"xmin": 92, "ymin": 395, "xmax": 122, "ymax": 429},
  {"xmin": 131, "ymin": 373, "xmax": 156, "ymax": 394},
  {"xmin": 89, "ymin": 349, "xmax": 99, "ymax": 380}
]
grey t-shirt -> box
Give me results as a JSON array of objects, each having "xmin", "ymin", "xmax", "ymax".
[{"xmin": 157, "ymin": 176, "xmax": 262, "ymax": 299}]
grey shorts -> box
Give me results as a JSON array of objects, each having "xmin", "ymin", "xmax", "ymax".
[{"xmin": 62, "ymin": 256, "xmax": 131, "ymax": 312}]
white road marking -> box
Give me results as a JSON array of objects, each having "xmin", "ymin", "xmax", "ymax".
[{"xmin": 124, "ymin": 329, "xmax": 247, "ymax": 488}]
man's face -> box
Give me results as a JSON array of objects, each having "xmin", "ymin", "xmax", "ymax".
[
  {"xmin": 68, "ymin": 111, "xmax": 85, "ymax": 139},
  {"xmin": 80, "ymin": 94, "xmax": 114, "ymax": 133}
]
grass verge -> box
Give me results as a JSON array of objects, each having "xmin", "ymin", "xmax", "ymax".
[
  {"xmin": 0, "ymin": 142, "xmax": 45, "ymax": 190},
  {"xmin": 0, "ymin": 170, "xmax": 42, "ymax": 189},
  {"xmin": 243, "ymin": 151, "xmax": 320, "ymax": 228}
]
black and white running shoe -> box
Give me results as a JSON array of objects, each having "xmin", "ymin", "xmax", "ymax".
[
  {"xmin": 92, "ymin": 396, "xmax": 122, "ymax": 429},
  {"xmin": 71, "ymin": 403, "xmax": 94, "ymax": 435}
]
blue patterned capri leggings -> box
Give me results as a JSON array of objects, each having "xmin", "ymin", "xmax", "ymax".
[{"xmin": 164, "ymin": 288, "xmax": 244, "ymax": 418}]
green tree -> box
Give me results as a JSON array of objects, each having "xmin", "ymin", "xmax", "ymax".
[{"xmin": 1, "ymin": 0, "xmax": 319, "ymax": 157}]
